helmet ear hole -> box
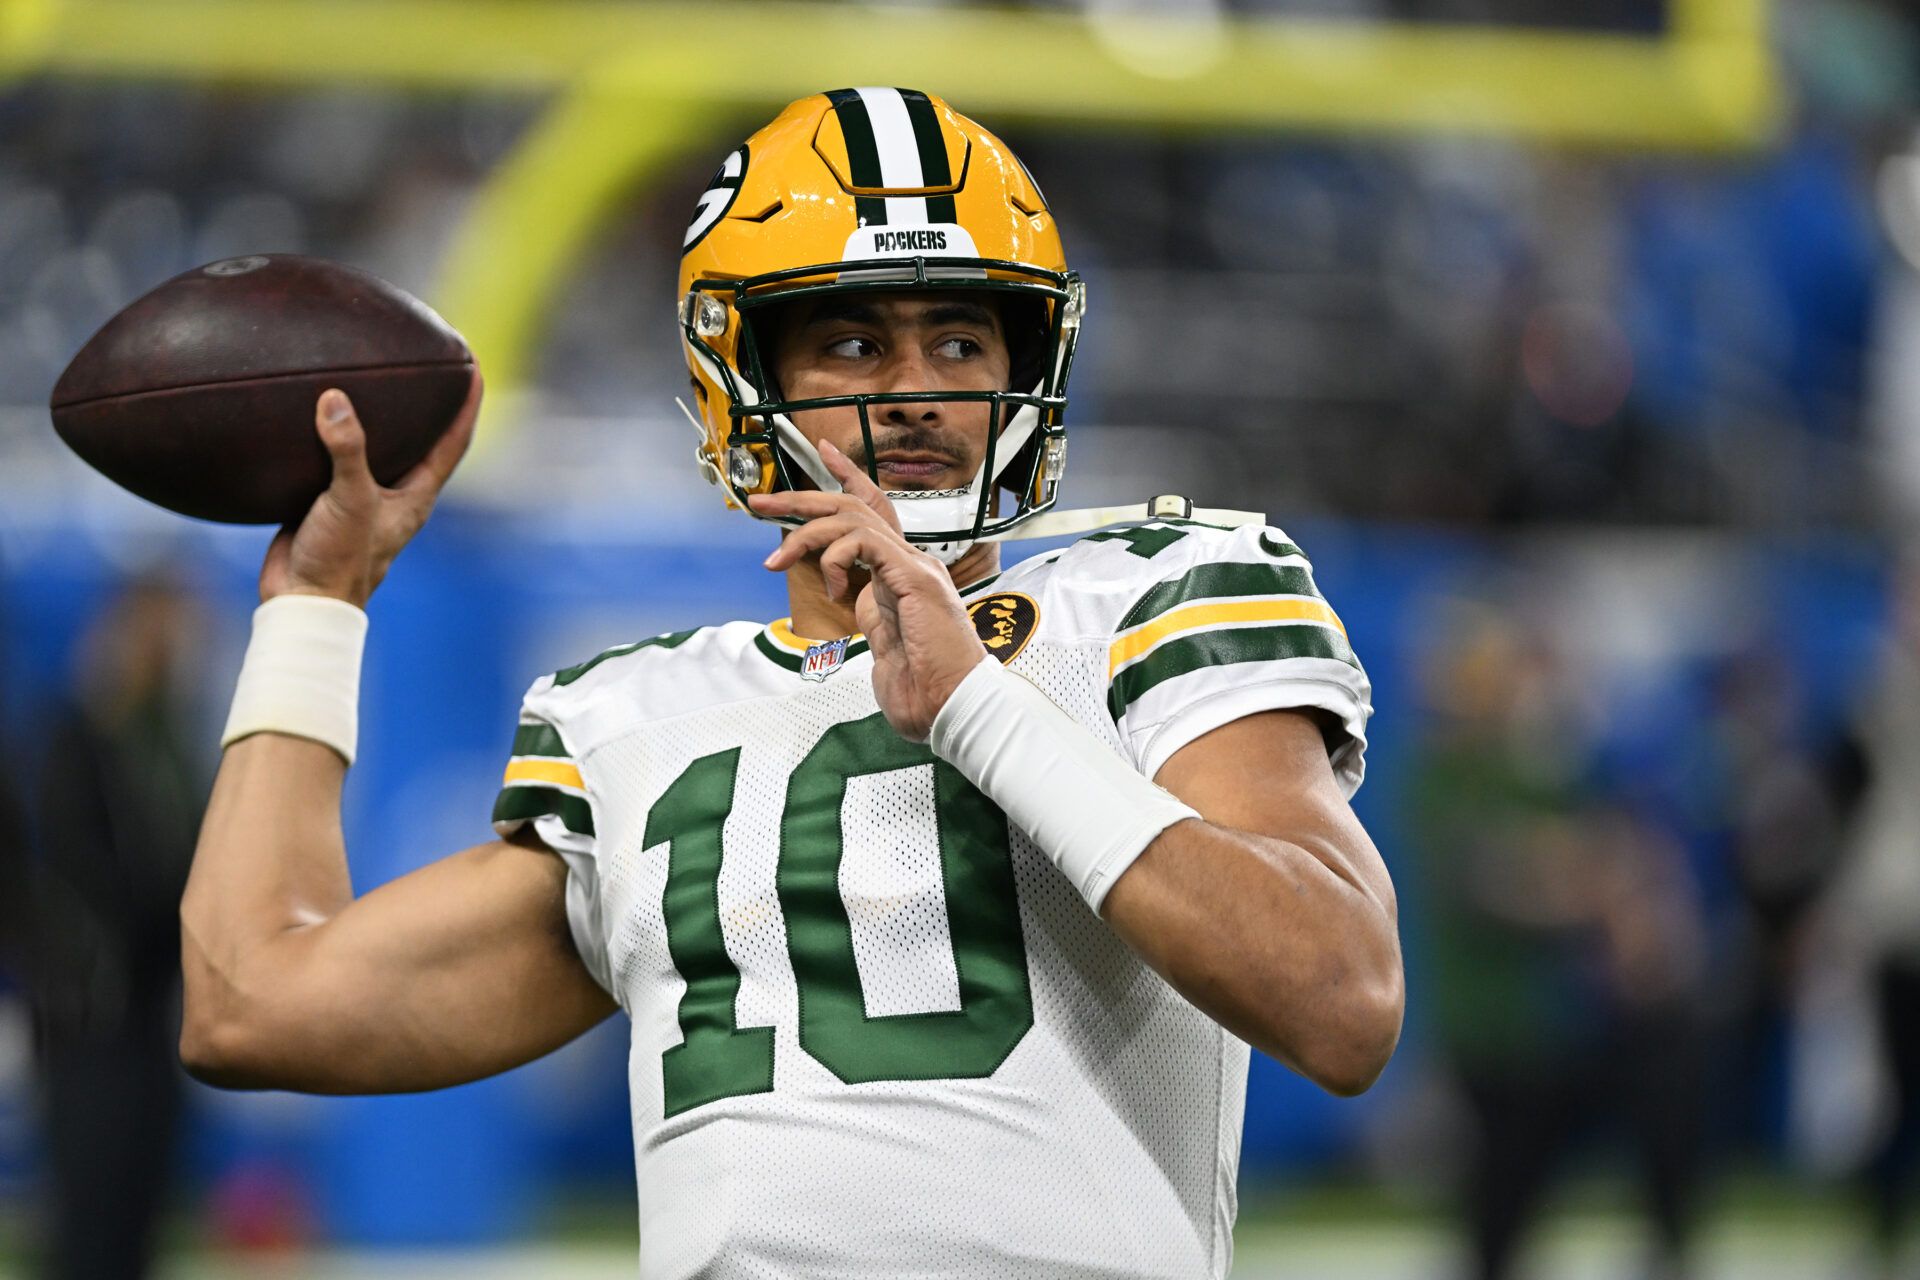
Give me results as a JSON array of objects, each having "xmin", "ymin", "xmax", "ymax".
[
  {"xmin": 740, "ymin": 303, "xmax": 788, "ymax": 402},
  {"xmin": 1002, "ymin": 296, "xmax": 1051, "ymax": 392},
  {"xmin": 997, "ymin": 416, "xmax": 1051, "ymax": 506}
]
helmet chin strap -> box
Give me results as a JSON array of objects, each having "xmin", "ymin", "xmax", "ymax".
[{"xmin": 886, "ymin": 488, "xmax": 985, "ymax": 565}]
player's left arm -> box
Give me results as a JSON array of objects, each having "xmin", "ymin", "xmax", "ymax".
[{"xmin": 1100, "ymin": 710, "xmax": 1401, "ymax": 1096}]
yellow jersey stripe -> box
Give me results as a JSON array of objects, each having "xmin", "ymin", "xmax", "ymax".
[
  {"xmin": 1110, "ymin": 598, "xmax": 1345, "ymax": 678},
  {"xmin": 767, "ymin": 617, "xmax": 865, "ymax": 652},
  {"xmin": 502, "ymin": 757, "xmax": 585, "ymax": 791},
  {"xmin": 766, "ymin": 618, "xmax": 810, "ymax": 652}
]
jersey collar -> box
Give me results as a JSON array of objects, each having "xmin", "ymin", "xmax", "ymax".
[
  {"xmin": 753, "ymin": 617, "xmax": 871, "ymax": 674},
  {"xmin": 752, "ymin": 572, "xmax": 1007, "ymax": 674}
]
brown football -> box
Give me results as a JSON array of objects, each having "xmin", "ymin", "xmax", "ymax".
[{"xmin": 49, "ymin": 254, "xmax": 474, "ymax": 524}]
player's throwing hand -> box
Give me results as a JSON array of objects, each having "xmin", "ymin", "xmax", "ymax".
[
  {"xmin": 751, "ymin": 439, "xmax": 985, "ymax": 742},
  {"xmin": 260, "ymin": 373, "xmax": 483, "ymax": 608}
]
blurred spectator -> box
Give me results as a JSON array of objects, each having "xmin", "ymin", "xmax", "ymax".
[
  {"xmin": 32, "ymin": 575, "xmax": 209, "ymax": 1280},
  {"xmin": 1680, "ymin": 645, "xmax": 1866, "ymax": 1162},
  {"xmin": 1410, "ymin": 602, "xmax": 1709, "ymax": 1280},
  {"xmin": 1821, "ymin": 555, "xmax": 1920, "ymax": 1278}
]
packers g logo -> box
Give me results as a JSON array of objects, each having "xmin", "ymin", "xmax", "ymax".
[
  {"xmin": 684, "ymin": 146, "xmax": 747, "ymax": 251},
  {"xmin": 967, "ymin": 592, "xmax": 1039, "ymax": 665}
]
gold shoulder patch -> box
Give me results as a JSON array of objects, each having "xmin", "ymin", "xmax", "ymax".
[{"xmin": 967, "ymin": 591, "xmax": 1039, "ymax": 665}]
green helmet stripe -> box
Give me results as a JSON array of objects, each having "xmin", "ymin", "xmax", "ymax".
[
  {"xmin": 899, "ymin": 88, "xmax": 956, "ymax": 224},
  {"xmin": 826, "ymin": 88, "xmax": 889, "ymax": 227}
]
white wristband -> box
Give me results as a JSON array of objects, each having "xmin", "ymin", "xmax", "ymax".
[
  {"xmin": 930, "ymin": 654, "xmax": 1199, "ymax": 912},
  {"xmin": 220, "ymin": 594, "xmax": 369, "ymax": 765}
]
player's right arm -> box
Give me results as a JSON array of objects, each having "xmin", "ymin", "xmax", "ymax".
[{"xmin": 179, "ymin": 382, "xmax": 617, "ymax": 1094}]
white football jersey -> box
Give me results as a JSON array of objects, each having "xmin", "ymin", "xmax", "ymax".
[{"xmin": 492, "ymin": 521, "xmax": 1372, "ymax": 1279}]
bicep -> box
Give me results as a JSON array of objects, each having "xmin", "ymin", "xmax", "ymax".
[
  {"xmin": 227, "ymin": 831, "xmax": 617, "ymax": 1093},
  {"xmin": 1153, "ymin": 709, "xmax": 1395, "ymax": 918}
]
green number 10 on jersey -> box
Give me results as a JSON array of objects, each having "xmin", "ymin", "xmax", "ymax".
[{"xmin": 649, "ymin": 712, "xmax": 1034, "ymax": 1118}]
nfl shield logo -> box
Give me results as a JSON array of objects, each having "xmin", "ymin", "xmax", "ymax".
[{"xmin": 801, "ymin": 636, "xmax": 851, "ymax": 682}]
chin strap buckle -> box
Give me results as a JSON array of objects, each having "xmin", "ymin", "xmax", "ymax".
[{"xmin": 1147, "ymin": 494, "xmax": 1193, "ymax": 520}]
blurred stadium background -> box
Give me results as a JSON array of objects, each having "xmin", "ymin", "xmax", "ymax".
[{"xmin": 3, "ymin": 0, "xmax": 1920, "ymax": 1275}]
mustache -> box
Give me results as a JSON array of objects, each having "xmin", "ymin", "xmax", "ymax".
[{"xmin": 844, "ymin": 431, "xmax": 965, "ymax": 469}]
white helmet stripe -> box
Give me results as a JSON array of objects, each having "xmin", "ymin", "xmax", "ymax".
[
  {"xmin": 855, "ymin": 87, "xmax": 937, "ymax": 226},
  {"xmin": 883, "ymin": 196, "xmax": 927, "ymax": 226},
  {"xmin": 855, "ymin": 87, "xmax": 924, "ymax": 188}
]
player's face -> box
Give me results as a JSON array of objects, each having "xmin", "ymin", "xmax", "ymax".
[{"xmin": 765, "ymin": 291, "xmax": 1012, "ymax": 492}]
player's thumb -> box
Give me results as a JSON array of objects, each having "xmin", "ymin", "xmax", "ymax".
[{"xmin": 315, "ymin": 389, "xmax": 374, "ymax": 490}]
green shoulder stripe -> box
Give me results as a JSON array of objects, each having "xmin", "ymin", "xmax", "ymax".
[
  {"xmin": 1118, "ymin": 561, "xmax": 1322, "ymax": 633},
  {"xmin": 553, "ymin": 628, "xmax": 700, "ymax": 687},
  {"xmin": 753, "ymin": 632, "xmax": 803, "ymax": 673},
  {"xmin": 510, "ymin": 722, "xmax": 568, "ymax": 759},
  {"xmin": 493, "ymin": 784, "xmax": 596, "ymax": 837},
  {"xmin": 1107, "ymin": 622, "xmax": 1359, "ymax": 721},
  {"xmin": 1258, "ymin": 532, "xmax": 1305, "ymax": 560}
]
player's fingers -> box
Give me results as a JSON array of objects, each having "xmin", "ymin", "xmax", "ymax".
[
  {"xmin": 750, "ymin": 488, "xmax": 911, "ymax": 569},
  {"xmin": 764, "ymin": 518, "xmax": 847, "ymax": 571},
  {"xmin": 819, "ymin": 528, "xmax": 889, "ymax": 604},
  {"xmin": 747, "ymin": 489, "xmax": 867, "ymax": 520},
  {"xmin": 763, "ymin": 513, "xmax": 864, "ymax": 570},
  {"xmin": 315, "ymin": 389, "xmax": 375, "ymax": 492},
  {"xmin": 817, "ymin": 438, "xmax": 904, "ymax": 534},
  {"xmin": 853, "ymin": 583, "xmax": 893, "ymax": 649},
  {"xmin": 398, "ymin": 368, "xmax": 483, "ymax": 496},
  {"xmin": 819, "ymin": 534, "xmax": 854, "ymax": 602}
]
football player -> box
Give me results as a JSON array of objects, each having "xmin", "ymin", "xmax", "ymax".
[{"xmin": 181, "ymin": 89, "xmax": 1402, "ymax": 1277}]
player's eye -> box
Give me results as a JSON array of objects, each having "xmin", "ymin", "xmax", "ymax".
[
  {"xmin": 933, "ymin": 336, "xmax": 983, "ymax": 359},
  {"xmin": 825, "ymin": 335, "xmax": 879, "ymax": 359}
]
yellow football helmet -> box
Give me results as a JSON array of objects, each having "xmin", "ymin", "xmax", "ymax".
[{"xmin": 678, "ymin": 88, "xmax": 1084, "ymax": 561}]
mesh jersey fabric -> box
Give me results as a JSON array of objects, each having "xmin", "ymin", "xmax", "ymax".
[{"xmin": 492, "ymin": 520, "xmax": 1373, "ymax": 1279}]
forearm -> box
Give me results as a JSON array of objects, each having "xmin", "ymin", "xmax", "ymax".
[
  {"xmin": 179, "ymin": 732, "xmax": 355, "ymax": 1068},
  {"xmin": 1100, "ymin": 817, "xmax": 1402, "ymax": 1094}
]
